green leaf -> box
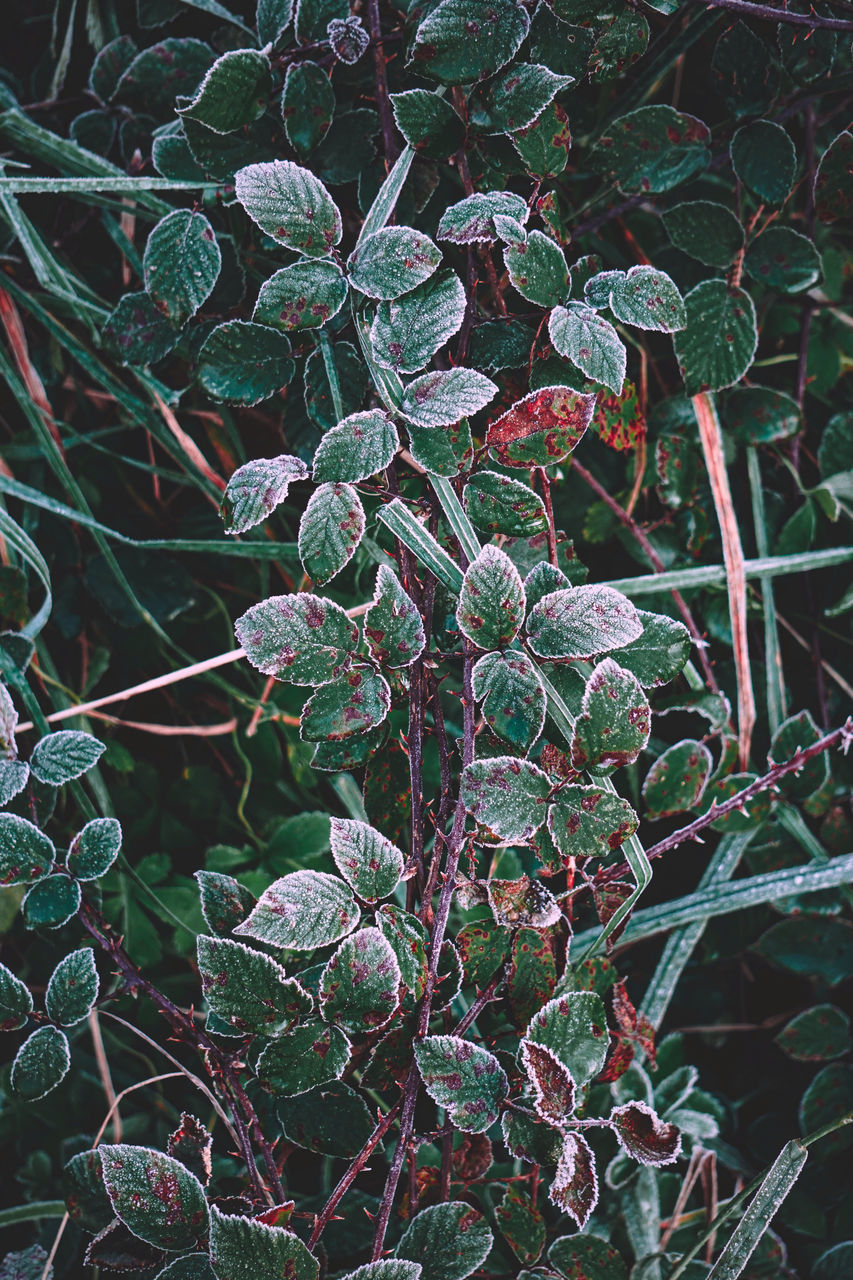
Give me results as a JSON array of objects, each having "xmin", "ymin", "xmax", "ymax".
[
  {"xmin": 480, "ymin": 63, "xmax": 572, "ymax": 133},
  {"xmin": 549, "ymin": 304, "xmax": 626, "ymax": 394},
  {"xmin": 438, "ymin": 191, "xmax": 528, "ymax": 244},
  {"xmin": 376, "ymin": 904, "xmax": 428, "ymax": 996},
  {"xmin": 494, "ymin": 1182, "xmax": 540, "ymax": 1264},
  {"xmin": 330, "ymin": 817, "xmax": 404, "ymax": 901},
  {"xmin": 65, "ymin": 819, "xmax": 120, "ymax": 882},
  {"xmin": 711, "ymin": 21, "xmax": 779, "ymax": 117},
  {"xmin": 744, "ymin": 227, "xmax": 822, "ymax": 294},
  {"xmin": 457, "ymin": 920, "xmax": 510, "ymax": 986},
  {"xmin": 401, "ymin": 368, "xmax": 498, "ymax": 427},
  {"xmin": 64, "ymin": 1149, "xmax": 114, "ymax": 1233},
  {"xmin": 235, "ymin": 159, "xmax": 342, "ymax": 256},
  {"xmin": 178, "ymin": 49, "xmax": 270, "ymax": 134},
  {"xmin": 312, "ymin": 410, "xmax": 399, "ymax": 484},
  {"xmin": 390, "ymin": 90, "xmax": 464, "ymax": 158},
  {"xmin": 10, "ymin": 1025, "xmax": 70, "ymax": 1101},
  {"xmin": 220, "ymin": 456, "xmax": 308, "ymax": 534},
  {"xmin": 198, "ymin": 321, "xmax": 294, "ymax": 406},
  {"xmin": 157, "ymin": 1257, "xmax": 217, "ymax": 1279},
  {"xmin": 257, "ymin": 0, "xmax": 293, "ymax": 44},
  {"xmin": 407, "ymin": 421, "xmax": 474, "ymax": 476},
  {"xmin": 775, "ymin": 1005, "xmax": 851, "ymax": 1062},
  {"xmin": 90, "ymin": 35, "xmax": 138, "ymax": 101},
  {"xmin": 590, "ymin": 10, "xmax": 649, "ymax": 82},
  {"xmin": 408, "ymin": 0, "xmax": 530, "ymax": 86},
  {"xmin": 364, "ymin": 565, "xmax": 425, "ymax": 668},
  {"xmin": 0, "ymin": 814, "xmax": 55, "ymax": 887},
  {"xmin": 281, "ymin": 62, "xmax": 334, "ymax": 156},
  {"xmin": 662, "ymin": 200, "xmax": 744, "ymax": 269},
  {"xmin": 45, "ymin": 949, "xmax": 98, "ymax": 1027},
  {"xmin": 98, "ymin": 1145, "xmax": 209, "ymax": 1251},
  {"xmin": 257, "ymin": 1023, "xmax": 351, "ymax": 1095},
  {"xmin": 415, "ymin": 1034, "xmax": 507, "ymax": 1132},
  {"xmin": 503, "ymin": 230, "xmax": 568, "ymax": 309},
  {"xmin": 320, "ymin": 926, "xmax": 401, "ymax": 1032},
  {"xmin": 197, "ymin": 936, "xmax": 312, "ymax": 1034},
  {"xmin": 194, "ymin": 870, "xmax": 254, "ymax": 936},
  {"xmin": 397, "ymin": 1206, "xmax": 492, "ymax": 1280},
  {"xmin": 501, "ymin": 1108, "xmax": 564, "ymax": 1165},
  {"xmin": 610, "ymin": 1100, "xmax": 681, "ymax": 1165},
  {"xmin": 725, "ymin": 385, "xmax": 801, "ymax": 445},
  {"xmin": 550, "ymin": 1132, "xmax": 598, "ymax": 1229},
  {"xmin": 674, "ymin": 280, "xmax": 757, "ymax": 395},
  {"xmin": 607, "ymin": 266, "xmax": 686, "ymax": 333},
  {"xmin": 812, "ymin": 1244, "xmax": 853, "ymax": 1280},
  {"xmin": 464, "ymin": 471, "xmax": 548, "ymax": 537},
  {"xmin": 457, "ymin": 545, "xmax": 526, "ymax": 650},
  {"xmin": 487, "ymin": 385, "xmax": 595, "ymax": 469},
  {"xmin": 235, "ymin": 592, "xmax": 358, "ymax": 685},
  {"xmin": 590, "ymin": 105, "xmax": 710, "ymax": 194},
  {"xmin": 754, "ymin": 916, "xmax": 853, "ymax": 986},
  {"xmin": 300, "ymin": 668, "xmax": 391, "ymax": 741},
  {"xmin": 277, "ymin": 1079, "xmax": 374, "ymax": 1155},
  {"xmin": 298, "ymin": 482, "xmax": 365, "ymax": 585},
  {"xmin": 233, "ymin": 869, "xmax": 360, "ymax": 950},
  {"xmin": 143, "ymin": 210, "xmax": 221, "ymax": 327},
  {"xmin": 115, "ymin": 38, "xmax": 214, "ymax": 112},
  {"xmin": 612, "ymin": 609, "xmax": 691, "ymax": 687},
  {"xmin": 547, "ymin": 785, "xmax": 638, "ymax": 861},
  {"xmin": 526, "ymin": 584, "xmax": 642, "ymax": 660},
  {"xmin": 254, "ymin": 260, "xmax": 348, "ymax": 332},
  {"xmin": 513, "ymin": 104, "xmax": 572, "ymax": 182},
  {"xmin": 328, "ymin": 18, "xmax": 371, "ymax": 65},
  {"xmin": 525, "ymin": 991, "xmax": 608, "ymax": 1085},
  {"xmin": 22, "ymin": 875, "xmax": 81, "ymax": 930},
  {"xmin": 102, "ymin": 292, "xmax": 182, "ymax": 368},
  {"xmin": 30, "ymin": 730, "xmax": 105, "ymax": 785},
  {"xmin": 0, "ymin": 961, "xmax": 32, "ymax": 1031},
  {"xmin": 209, "ymin": 1206, "xmax": 318, "ymax": 1280},
  {"xmin": 340, "ymin": 1265, "xmax": 421, "ymax": 1280},
  {"xmin": 769, "ymin": 709, "xmax": 829, "ymax": 801},
  {"xmin": 548, "ymin": 1234, "xmax": 627, "ymax": 1280},
  {"xmin": 370, "ymin": 269, "xmax": 466, "ymax": 373},
  {"xmin": 347, "ymin": 226, "xmax": 441, "ymax": 301},
  {"xmin": 472, "ymin": 650, "xmax": 546, "ymax": 751},
  {"xmin": 570, "ymin": 658, "xmax": 650, "ymax": 774},
  {"xmin": 731, "ymin": 120, "xmax": 797, "ymax": 206},
  {"xmin": 461, "ymin": 756, "xmax": 550, "ymax": 844},
  {"xmin": 643, "ymin": 740, "xmax": 712, "ymax": 819},
  {"xmin": 815, "ymin": 130, "xmax": 853, "ymax": 223}
]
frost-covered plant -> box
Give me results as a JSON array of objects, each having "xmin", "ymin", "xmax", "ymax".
[{"xmin": 0, "ymin": 0, "xmax": 852, "ymax": 1277}]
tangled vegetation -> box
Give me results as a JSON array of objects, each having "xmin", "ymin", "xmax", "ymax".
[{"xmin": 0, "ymin": 0, "xmax": 852, "ymax": 1277}]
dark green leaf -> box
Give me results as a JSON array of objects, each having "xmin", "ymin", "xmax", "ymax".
[
  {"xmin": 711, "ymin": 22, "xmax": 779, "ymax": 117},
  {"xmin": 194, "ymin": 870, "xmax": 255, "ymax": 935},
  {"xmin": 401, "ymin": 369, "xmax": 497, "ymax": 427},
  {"xmin": 744, "ymin": 227, "xmax": 821, "ymax": 294},
  {"xmin": 461, "ymin": 755, "xmax": 550, "ymax": 844},
  {"xmin": 198, "ymin": 321, "xmax": 294, "ymax": 406},
  {"xmin": 330, "ymin": 817, "xmax": 404, "ymax": 901},
  {"xmin": 220, "ymin": 455, "xmax": 308, "ymax": 533},
  {"xmin": 391, "ymin": 90, "xmax": 465, "ymax": 158},
  {"xmin": 90, "ymin": 35, "xmax": 138, "ymax": 101},
  {"xmin": 320, "ymin": 926, "xmax": 401, "ymax": 1032},
  {"xmin": 407, "ymin": 421, "xmax": 474, "ymax": 476},
  {"xmin": 294, "ymin": 0, "xmax": 347, "ymax": 42},
  {"xmin": 312, "ymin": 411, "xmax": 399, "ymax": 483},
  {"xmin": 511, "ymin": 101, "xmax": 573, "ymax": 178},
  {"xmin": 64, "ymin": 1149, "xmax": 114, "ymax": 1233},
  {"xmin": 662, "ymin": 200, "xmax": 744, "ymax": 269},
  {"xmin": 548, "ymin": 1233, "xmax": 628, "ymax": 1280},
  {"xmin": 547, "ymin": 785, "xmax": 638, "ymax": 861},
  {"xmin": 143, "ymin": 210, "xmax": 221, "ymax": 326},
  {"xmin": 99, "ymin": 1145, "xmax": 209, "ymax": 1251},
  {"xmin": 281, "ymin": 62, "xmax": 334, "ymax": 156},
  {"xmin": 613, "ymin": 609, "xmax": 691, "ymax": 687},
  {"xmin": 731, "ymin": 120, "xmax": 797, "ymax": 206},
  {"xmin": 815, "ymin": 130, "xmax": 853, "ymax": 223},
  {"xmin": 472, "ymin": 650, "xmax": 546, "ymax": 750},
  {"xmin": 10, "ymin": 1025, "xmax": 70, "ymax": 1101},
  {"xmin": 102, "ymin": 292, "xmax": 182, "ymax": 367},
  {"xmin": 115, "ymin": 39, "xmax": 213, "ymax": 112},
  {"xmin": 503, "ymin": 229, "xmax": 568, "ymax": 308},
  {"xmin": 725, "ymin": 385, "xmax": 801, "ymax": 444},
  {"xmin": 370, "ymin": 269, "xmax": 466, "ymax": 373},
  {"xmin": 376, "ymin": 904, "xmax": 428, "ymax": 996},
  {"xmin": 235, "ymin": 592, "xmax": 358, "ymax": 685},
  {"xmin": 328, "ymin": 17, "xmax": 370, "ymax": 64},
  {"xmin": 769, "ymin": 709, "xmax": 829, "ymax": 801},
  {"xmin": 209, "ymin": 1205, "xmax": 318, "ymax": 1280},
  {"xmin": 298, "ymin": 482, "xmax": 365, "ymax": 585},
  {"xmin": 197, "ymin": 935, "xmax": 312, "ymax": 1034},
  {"xmin": 30, "ymin": 730, "xmax": 105, "ymax": 785},
  {"xmin": 525, "ymin": 991, "xmax": 608, "ymax": 1084},
  {"xmin": 456, "ymin": 919, "xmax": 511, "ymax": 986},
  {"xmin": 257, "ymin": 1023, "xmax": 351, "ymax": 1095},
  {"xmin": 0, "ymin": 961, "xmax": 32, "ymax": 1031},
  {"xmin": 590, "ymin": 105, "xmax": 710, "ymax": 194},
  {"xmin": 23, "ymin": 875, "xmax": 81, "ymax": 929},
  {"xmin": 674, "ymin": 280, "xmax": 757, "ymax": 395},
  {"xmin": 457, "ymin": 545, "xmax": 525, "ymax": 650},
  {"xmin": 235, "ymin": 159, "xmax": 342, "ymax": 256},
  {"xmin": 364, "ymin": 565, "xmax": 425, "ymax": 668},
  {"xmin": 549, "ymin": 304, "xmax": 625, "ymax": 394},
  {"xmin": 607, "ymin": 266, "xmax": 686, "ymax": 333},
  {"xmin": 642, "ymin": 740, "xmax": 712, "ymax": 819},
  {"xmin": 396, "ymin": 1203, "xmax": 493, "ymax": 1280},
  {"xmin": 300, "ymin": 668, "xmax": 391, "ymax": 741},
  {"xmin": 0, "ymin": 760, "xmax": 29, "ymax": 807},
  {"xmin": 480, "ymin": 63, "xmax": 572, "ymax": 132},
  {"xmin": 277, "ymin": 1081, "xmax": 375, "ymax": 1156},
  {"xmin": 254, "ymin": 260, "xmax": 348, "ymax": 332},
  {"xmin": 775, "ymin": 1005, "xmax": 851, "ymax": 1062},
  {"xmin": 257, "ymin": 0, "xmax": 293, "ymax": 44},
  {"xmin": 799, "ymin": 1064, "xmax": 853, "ymax": 1153},
  {"xmin": 45, "ymin": 948, "xmax": 98, "ymax": 1026},
  {"xmin": 178, "ymin": 49, "xmax": 270, "ymax": 134},
  {"xmin": 437, "ymin": 191, "xmax": 528, "ymax": 244},
  {"xmin": 0, "ymin": 815, "xmax": 54, "ymax": 887},
  {"xmin": 590, "ymin": 11, "xmax": 649, "ymax": 82},
  {"xmin": 501, "ymin": 1108, "xmax": 564, "ymax": 1165},
  {"xmin": 348, "ymin": 226, "xmax": 441, "ymax": 301},
  {"xmin": 464, "ymin": 471, "xmax": 548, "ymax": 536},
  {"xmin": 755, "ymin": 916, "xmax": 853, "ymax": 986},
  {"xmin": 233, "ymin": 869, "xmax": 360, "ymax": 949},
  {"xmin": 408, "ymin": 0, "xmax": 529, "ymax": 86},
  {"xmin": 496, "ymin": 1185, "xmax": 545, "ymax": 1265}
]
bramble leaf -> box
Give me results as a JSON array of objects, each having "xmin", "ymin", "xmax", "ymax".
[
  {"xmin": 197, "ymin": 936, "xmax": 312, "ymax": 1034},
  {"xmin": 195, "ymin": 870, "xmax": 253, "ymax": 937},
  {"xmin": 300, "ymin": 668, "xmax": 391, "ymax": 741},
  {"xmin": 257, "ymin": 1023, "xmax": 351, "ymax": 1095},
  {"xmin": 254, "ymin": 260, "xmax": 348, "ymax": 331},
  {"xmin": 609, "ymin": 1101, "xmax": 681, "ymax": 1165},
  {"xmin": 461, "ymin": 756, "xmax": 550, "ymax": 844},
  {"xmin": 67, "ymin": 818, "xmax": 122, "ymax": 880},
  {"xmin": 607, "ymin": 266, "xmax": 686, "ymax": 332},
  {"xmin": 233, "ymin": 870, "xmax": 360, "ymax": 950},
  {"xmin": 235, "ymin": 159, "xmax": 342, "ymax": 255},
  {"xmin": 370, "ymin": 270, "xmax": 466, "ymax": 373},
  {"xmin": 464, "ymin": 471, "xmax": 548, "ymax": 536},
  {"xmin": 480, "ymin": 63, "xmax": 572, "ymax": 132},
  {"xmin": 775, "ymin": 1005, "xmax": 851, "ymax": 1062},
  {"xmin": 526, "ymin": 585, "xmax": 642, "ymax": 660},
  {"xmin": 281, "ymin": 62, "xmax": 334, "ymax": 156},
  {"xmin": 415, "ymin": 1035, "xmax": 508, "ymax": 1132},
  {"xmin": 591, "ymin": 105, "xmax": 710, "ymax": 194},
  {"xmin": 547, "ymin": 785, "xmax": 639, "ymax": 861},
  {"xmin": 99, "ymin": 1145, "xmax": 209, "ymax": 1251},
  {"xmin": 11, "ymin": 1026, "xmax": 70, "ymax": 1101},
  {"xmin": 0, "ymin": 815, "xmax": 55, "ymax": 887},
  {"xmin": 521, "ymin": 1039, "xmax": 576, "ymax": 1124},
  {"xmin": 391, "ymin": 89, "xmax": 465, "ymax": 158},
  {"xmin": 235, "ymin": 592, "xmax": 358, "ymax": 685},
  {"xmin": 486, "ymin": 386, "xmax": 595, "ymax": 469},
  {"xmin": 328, "ymin": 17, "xmax": 371, "ymax": 64},
  {"xmin": 815, "ymin": 130, "xmax": 853, "ymax": 223},
  {"xmin": 376, "ymin": 904, "xmax": 429, "ymax": 996},
  {"xmin": 503, "ymin": 229, "xmax": 569, "ymax": 308},
  {"xmin": 221, "ymin": 456, "xmax": 308, "ymax": 534},
  {"xmin": 320, "ymin": 927, "xmax": 401, "ymax": 1032},
  {"xmin": 298, "ymin": 482, "xmax": 365, "ymax": 585},
  {"xmin": 348, "ymin": 227, "xmax": 442, "ymax": 301},
  {"xmin": 731, "ymin": 120, "xmax": 797, "ymax": 206},
  {"xmin": 143, "ymin": 210, "xmax": 221, "ymax": 326},
  {"xmin": 496, "ymin": 1185, "xmax": 546, "ymax": 1265},
  {"xmin": 744, "ymin": 227, "xmax": 822, "ymax": 294},
  {"xmin": 0, "ymin": 961, "xmax": 32, "ymax": 1032},
  {"xmin": 614, "ymin": 609, "xmax": 691, "ymax": 687},
  {"xmin": 23, "ymin": 875, "xmax": 81, "ymax": 930},
  {"xmin": 178, "ymin": 49, "xmax": 270, "ymax": 134},
  {"xmin": 673, "ymin": 280, "xmax": 757, "ymax": 395},
  {"xmin": 438, "ymin": 191, "xmax": 528, "ymax": 244},
  {"xmin": 570, "ymin": 658, "xmax": 651, "ymax": 774},
  {"xmin": 549, "ymin": 304, "xmax": 626, "ymax": 393},
  {"xmin": 30, "ymin": 731, "xmax": 105, "ymax": 786},
  {"xmin": 364, "ymin": 565, "xmax": 425, "ymax": 668},
  {"xmin": 472, "ymin": 651, "xmax": 546, "ymax": 751},
  {"xmin": 548, "ymin": 1235, "xmax": 628, "ymax": 1280},
  {"xmin": 408, "ymin": 0, "xmax": 530, "ymax": 86},
  {"xmin": 525, "ymin": 991, "xmax": 609, "ymax": 1084},
  {"xmin": 198, "ymin": 321, "xmax": 294, "ymax": 406},
  {"xmin": 550, "ymin": 1132, "xmax": 598, "ymax": 1230},
  {"xmin": 209, "ymin": 1205, "xmax": 318, "ymax": 1280},
  {"xmin": 662, "ymin": 200, "xmax": 744, "ymax": 269},
  {"xmin": 457, "ymin": 545, "xmax": 525, "ymax": 650},
  {"xmin": 642, "ymin": 740, "xmax": 712, "ymax": 819},
  {"xmin": 277, "ymin": 1081, "xmax": 375, "ymax": 1157},
  {"xmin": 312, "ymin": 410, "xmax": 399, "ymax": 484},
  {"xmin": 330, "ymin": 817, "xmax": 404, "ymax": 902},
  {"xmin": 45, "ymin": 949, "xmax": 99, "ymax": 1026},
  {"xmin": 401, "ymin": 369, "xmax": 498, "ymax": 427}
]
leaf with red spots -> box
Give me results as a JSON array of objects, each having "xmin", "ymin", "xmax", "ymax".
[
  {"xmin": 674, "ymin": 280, "xmax": 757, "ymax": 395},
  {"xmin": 234, "ymin": 869, "xmax": 360, "ymax": 950},
  {"xmin": 495, "ymin": 1184, "xmax": 546, "ymax": 1265},
  {"xmin": 364, "ymin": 565, "xmax": 425, "ymax": 669},
  {"xmin": 300, "ymin": 666, "xmax": 391, "ymax": 741},
  {"xmin": 415, "ymin": 1035, "xmax": 508, "ymax": 1133},
  {"xmin": 209, "ymin": 1204, "xmax": 319, "ymax": 1280},
  {"xmin": 347, "ymin": 226, "xmax": 441, "ymax": 301},
  {"xmin": 220, "ymin": 454, "xmax": 308, "ymax": 534},
  {"xmin": 526, "ymin": 584, "xmax": 642, "ymax": 661},
  {"xmin": 615, "ymin": 609, "xmax": 692, "ymax": 688},
  {"xmin": 503, "ymin": 229, "xmax": 569, "ymax": 309},
  {"xmin": 98, "ymin": 1145, "xmax": 209, "ymax": 1251},
  {"xmin": 401, "ymin": 368, "xmax": 498, "ymax": 428},
  {"xmin": 10, "ymin": 1025, "xmax": 70, "ymax": 1102},
  {"xmin": 0, "ymin": 814, "xmax": 54, "ymax": 887},
  {"xmin": 0, "ymin": 961, "xmax": 32, "ymax": 1033},
  {"xmin": 281, "ymin": 61, "xmax": 334, "ymax": 156},
  {"xmin": 479, "ymin": 62, "xmax": 572, "ymax": 133},
  {"xmin": 408, "ymin": 0, "xmax": 530, "ymax": 87},
  {"xmin": 591, "ymin": 382, "xmax": 645, "ymax": 452},
  {"xmin": 438, "ymin": 190, "xmax": 528, "ymax": 243},
  {"xmin": 775, "ymin": 1004, "xmax": 852, "ymax": 1063},
  {"xmin": 364, "ymin": 738, "xmax": 413, "ymax": 846},
  {"xmin": 370, "ymin": 269, "xmax": 466, "ymax": 373},
  {"xmin": 235, "ymin": 159, "xmax": 342, "ymax": 257},
  {"xmin": 456, "ymin": 919, "xmax": 511, "ymax": 987},
  {"xmin": 607, "ymin": 266, "xmax": 686, "ymax": 333},
  {"xmin": 143, "ymin": 209, "xmax": 221, "ymax": 326},
  {"xmin": 590, "ymin": 11, "xmax": 649, "ymax": 83},
  {"xmin": 464, "ymin": 470, "xmax": 548, "ymax": 537},
  {"xmin": 330, "ymin": 816, "xmax": 404, "ymax": 901},
  {"xmin": 320, "ymin": 926, "xmax": 401, "ymax": 1033},
  {"xmin": 590, "ymin": 104, "xmax": 710, "ymax": 195},
  {"xmin": 525, "ymin": 991, "xmax": 609, "ymax": 1085},
  {"xmin": 570, "ymin": 658, "xmax": 651, "ymax": 775},
  {"xmin": 391, "ymin": 88, "xmax": 465, "ymax": 158},
  {"xmin": 547, "ymin": 1233, "xmax": 628, "ymax": 1280},
  {"xmin": 178, "ymin": 48, "xmax": 271, "ymax": 135},
  {"xmin": 744, "ymin": 227, "xmax": 821, "ymax": 294},
  {"xmin": 376, "ymin": 904, "xmax": 429, "ymax": 996},
  {"xmin": 472, "ymin": 650, "xmax": 546, "ymax": 751},
  {"xmin": 549, "ymin": 1131, "xmax": 598, "ymax": 1229},
  {"xmin": 609, "ymin": 1101, "xmax": 681, "ymax": 1166},
  {"xmin": 512, "ymin": 101, "xmax": 572, "ymax": 178},
  {"xmin": 84, "ymin": 1219, "xmax": 166, "ymax": 1273},
  {"xmin": 521, "ymin": 1039, "xmax": 575, "ymax": 1123},
  {"xmin": 340, "ymin": 1265, "xmax": 423, "ymax": 1280},
  {"xmin": 196, "ymin": 935, "xmax": 313, "ymax": 1034},
  {"xmin": 253, "ymin": 260, "xmax": 348, "ymax": 332},
  {"xmin": 167, "ymin": 1114, "xmax": 213, "ymax": 1187},
  {"xmin": 45, "ymin": 948, "xmax": 99, "ymax": 1027},
  {"xmin": 461, "ymin": 755, "xmax": 551, "ymax": 845},
  {"xmin": 257, "ymin": 1022, "xmax": 351, "ymax": 1095},
  {"xmin": 236, "ymin": 591, "xmax": 358, "ymax": 686},
  {"xmin": 194, "ymin": 870, "xmax": 255, "ymax": 937},
  {"xmin": 501, "ymin": 1108, "xmax": 564, "ymax": 1165},
  {"xmin": 549, "ymin": 303, "xmax": 626, "ymax": 394},
  {"xmin": 277, "ymin": 1081, "xmax": 376, "ymax": 1157},
  {"xmin": 298, "ymin": 481, "xmax": 365, "ymax": 586},
  {"xmin": 488, "ymin": 876, "xmax": 561, "ymax": 929},
  {"xmin": 457, "ymin": 544, "xmax": 525, "ymax": 650},
  {"xmin": 642, "ymin": 739, "xmax": 712, "ymax": 819},
  {"xmin": 487, "ymin": 386, "xmax": 595, "ymax": 468},
  {"xmin": 312, "ymin": 410, "xmax": 399, "ymax": 485},
  {"xmin": 507, "ymin": 927, "xmax": 558, "ymax": 1028}
]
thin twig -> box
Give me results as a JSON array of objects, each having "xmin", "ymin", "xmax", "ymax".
[
  {"xmin": 686, "ymin": 0, "xmax": 853, "ymax": 31},
  {"xmin": 366, "ymin": 0, "xmax": 399, "ymax": 167},
  {"xmin": 88, "ymin": 1010, "xmax": 121, "ymax": 1143}
]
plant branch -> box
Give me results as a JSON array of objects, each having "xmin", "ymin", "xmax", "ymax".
[
  {"xmin": 685, "ymin": 0, "xmax": 853, "ymax": 31},
  {"xmin": 366, "ymin": 0, "xmax": 400, "ymax": 167}
]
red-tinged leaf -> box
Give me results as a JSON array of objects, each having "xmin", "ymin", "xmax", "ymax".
[
  {"xmin": 486, "ymin": 385, "xmax": 596, "ymax": 468},
  {"xmin": 167, "ymin": 1114, "xmax": 212, "ymax": 1186},
  {"xmin": 521, "ymin": 1038, "xmax": 576, "ymax": 1123},
  {"xmin": 549, "ymin": 1131, "xmax": 598, "ymax": 1230},
  {"xmin": 453, "ymin": 1132, "xmax": 494, "ymax": 1181},
  {"xmin": 507, "ymin": 927, "xmax": 558, "ymax": 1028},
  {"xmin": 592, "ymin": 382, "xmax": 646, "ymax": 452},
  {"xmin": 495, "ymin": 1184, "xmax": 546, "ymax": 1265},
  {"xmin": 609, "ymin": 1101, "xmax": 681, "ymax": 1166},
  {"xmin": 456, "ymin": 920, "xmax": 512, "ymax": 986},
  {"xmin": 488, "ymin": 876, "xmax": 561, "ymax": 928},
  {"xmin": 99, "ymin": 1145, "xmax": 209, "ymax": 1251}
]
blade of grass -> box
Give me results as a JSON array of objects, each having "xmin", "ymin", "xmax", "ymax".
[
  {"xmin": 747, "ymin": 446, "xmax": 786, "ymax": 734},
  {"xmin": 358, "ymin": 144, "xmax": 414, "ymax": 245},
  {"xmin": 600, "ymin": 546, "xmax": 853, "ymax": 595},
  {"xmin": 0, "ymin": 1202, "xmax": 67, "ymax": 1228}
]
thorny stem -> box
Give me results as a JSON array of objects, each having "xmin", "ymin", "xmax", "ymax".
[
  {"xmin": 684, "ymin": 0, "xmax": 853, "ymax": 30},
  {"xmin": 538, "ymin": 467, "xmax": 560, "ymax": 569},
  {"xmin": 366, "ymin": 0, "xmax": 399, "ymax": 168}
]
